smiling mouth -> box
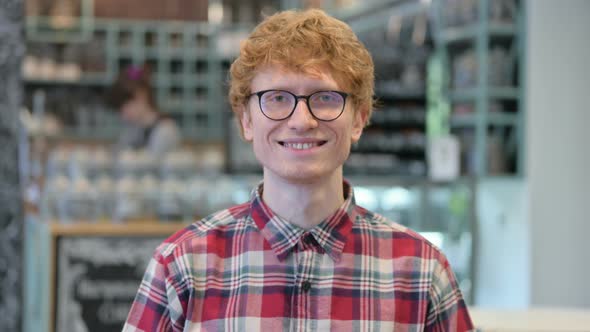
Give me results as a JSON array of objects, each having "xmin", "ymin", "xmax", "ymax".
[{"xmin": 279, "ymin": 141, "xmax": 327, "ymax": 150}]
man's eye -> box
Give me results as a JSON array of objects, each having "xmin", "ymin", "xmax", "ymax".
[
  {"xmin": 264, "ymin": 92, "xmax": 290, "ymax": 103},
  {"xmin": 314, "ymin": 93, "xmax": 336, "ymax": 103}
]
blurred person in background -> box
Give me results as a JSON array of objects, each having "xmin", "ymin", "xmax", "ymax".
[
  {"xmin": 107, "ymin": 65, "xmax": 181, "ymax": 157},
  {"xmin": 123, "ymin": 9, "xmax": 473, "ymax": 331}
]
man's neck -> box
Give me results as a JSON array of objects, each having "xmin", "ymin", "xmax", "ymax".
[{"xmin": 261, "ymin": 170, "xmax": 345, "ymax": 230}]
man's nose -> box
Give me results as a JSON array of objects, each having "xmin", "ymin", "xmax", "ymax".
[{"xmin": 287, "ymin": 98, "xmax": 318, "ymax": 130}]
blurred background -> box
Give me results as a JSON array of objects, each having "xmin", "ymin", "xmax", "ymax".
[{"xmin": 0, "ymin": 0, "xmax": 589, "ymax": 331}]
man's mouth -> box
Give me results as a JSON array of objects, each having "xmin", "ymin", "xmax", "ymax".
[{"xmin": 278, "ymin": 141, "xmax": 327, "ymax": 150}]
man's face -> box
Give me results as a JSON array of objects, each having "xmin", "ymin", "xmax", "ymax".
[{"xmin": 241, "ymin": 64, "xmax": 366, "ymax": 184}]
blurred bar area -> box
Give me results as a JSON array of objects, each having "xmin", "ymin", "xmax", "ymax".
[{"xmin": 0, "ymin": 0, "xmax": 589, "ymax": 331}]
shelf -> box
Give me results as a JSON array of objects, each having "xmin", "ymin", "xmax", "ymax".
[
  {"xmin": 352, "ymin": 147, "xmax": 425, "ymax": 155},
  {"xmin": 49, "ymin": 220, "xmax": 189, "ymax": 236},
  {"xmin": 164, "ymin": 76, "xmax": 210, "ymax": 87},
  {"xmin": 375, "ymin": 79, "xmax": 427, "ymax": 100},
  {"xmin": 116, "ymin": 48, "xmax": 210, "ymax": 60},
  {"xmin": 337, "ymin": 0, "xmax": 429, "ymax": 33},
  {"xmin": 24, "ymin": 76, "xmax": 111, "ymax": 86},
  {"xmin": 345, "ymin": 174, "xmax": 440, "ymax": 186},
  {"xmin": 489, "ymin": 24, "xmax": 518, "ymax": 36},
  {"xmin": 434, "ymin": 0, "xmax": 525, "ymax": 177},
  {"xmin": 376, "ymin": 91, "xmax": 426, "ymax": 100},
  {"xmin": 450, "ymin": 112, "xmax": 519, "ymax": 127},
  {"xmin": 449, "ymin": 87, "xmax": 520, "ymax": 102},
  {"xmin": 441, "ymin": 23, "xmax": 517, "ymax": 44},
  {"xmin": 116, "ymin": 48, "xmax": 136, "ymax": 57},
  {"xmin": 56, "ymin": 129, "xmax": 122, "ymax": 141},
  {"xmin": 370, "ymin": 109, "xmax": 426, "ymax": 127},
  {"xmin": 368, "ymin": 121, "xmax": 425, "ymax": 129}
]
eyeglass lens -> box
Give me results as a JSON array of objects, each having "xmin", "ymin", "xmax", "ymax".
[{"xmin": 259, "ymin": 90, "xmax": 345, "ymax": 121}]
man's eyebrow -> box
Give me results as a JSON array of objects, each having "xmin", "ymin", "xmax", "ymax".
[{"xmin": 265, "ymin": 85, "xmax": 340, "ymax": 93}]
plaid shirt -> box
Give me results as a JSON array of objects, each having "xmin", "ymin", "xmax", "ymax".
[{"xmin": 124, "ymin": 182, "xmax": 473, "ymax": 331}]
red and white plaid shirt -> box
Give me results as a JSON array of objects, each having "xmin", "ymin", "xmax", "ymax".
[{"xmin": 124, "ymin": 182, "xmax": 474, "ymax": 331}]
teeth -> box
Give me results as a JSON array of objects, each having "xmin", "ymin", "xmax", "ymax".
[{"xmin": 284, "ymin": 142, "xmax": 318, "ymax": 150}]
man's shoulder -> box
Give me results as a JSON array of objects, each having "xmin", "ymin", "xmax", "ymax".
[
  {"xmin": 355, "ymin": 205, "xmax": 420, "ymax": 238},
  {"xmin": 355, "ymin": 206, "xmax": 447, "ymax": 259},
  {"xmin": 152, "ymin": 202, "xmax": 252, "ymax": 259}
]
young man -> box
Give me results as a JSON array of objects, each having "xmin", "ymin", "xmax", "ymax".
[{"xmin": 124, "ymin": 9, "xmax": 474, "ymax": 331}]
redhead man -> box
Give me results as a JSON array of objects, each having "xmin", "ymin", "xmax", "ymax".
[{"xmin": 123, "ymin": 8, "xmax": 473, "ymax": 332}]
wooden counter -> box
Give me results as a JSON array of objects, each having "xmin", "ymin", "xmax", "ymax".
[{"xmin": 470, "ymin": 307, "xmax": 590, "ymax": 331}]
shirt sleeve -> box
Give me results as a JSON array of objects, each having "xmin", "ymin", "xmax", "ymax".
[
  {"xmin": 123, "ymin": 248, "xmax": 186, "ymax": 332},
  {"xmin": 425, "ymin": 254, "xmax": 475, "ymax": 331}
]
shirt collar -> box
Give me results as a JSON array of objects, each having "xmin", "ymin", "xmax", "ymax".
[{"xmin": 248, "ymin": 180, "xmax": 357, "ymax": 263}]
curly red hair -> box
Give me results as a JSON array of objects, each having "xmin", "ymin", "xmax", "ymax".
[{"xmin": 229, "ymin": 8, "xmax": 375, "ymax": 138}]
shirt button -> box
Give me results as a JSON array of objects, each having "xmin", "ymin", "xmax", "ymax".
[{"xmin": 301, "ymin": 281, "xmax": 312, "ymax": 292}]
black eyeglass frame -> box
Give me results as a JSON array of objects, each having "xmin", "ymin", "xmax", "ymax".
[{"xmin": 249, "ymin": 89, "xmax": 349, "ymax": 122}]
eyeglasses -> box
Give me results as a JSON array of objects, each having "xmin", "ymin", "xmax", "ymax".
[{"xmin": 250, "ymin": 89, "xmax": 349, "ymax": 121}]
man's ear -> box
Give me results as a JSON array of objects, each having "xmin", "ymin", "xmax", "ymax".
[
  {"xmin": 240, "ymin": 106, "xmax": 254, "ymax": 141},
  {"xmin": 351, "ymin": 108, "xmax": 368, "ymax": 143}
]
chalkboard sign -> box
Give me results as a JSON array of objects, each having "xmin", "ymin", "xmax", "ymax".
[{"xmin": 55, "ymin": 235, "xmax": 164, "ymax": 332}]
